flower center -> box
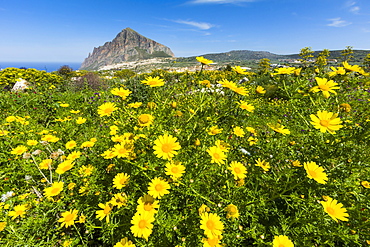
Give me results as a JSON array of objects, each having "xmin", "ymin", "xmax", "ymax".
[
  {"xmin": 326, "ymin": 207, "xmax": 335, "ymax": 215},
  {"xmin": 138, "ymin": 219, "xmax": 147, "ymax": 229},
  {"xmin": 320, "ymin": 120, "xmax": 330, "ymax": 127},
  {"xmin": 155, "ymin": 184, "xmax": 164, "ymax": 191},
  {"xmin": 213, "ymin": 153, "xmax": 220, "ymax": 160},
  {"xmin": 103, "ymin": 206, "xmax": 111, "ymax": 214},
  {"xmin": 51, "ymin": 188, "xmax": 60, "ymax": 195},
  {"xmin": 206, "ymin": 220, "xmax": 215, "ymax": 230},
  {"xmin": 171, "ymin": 167, "xmax": 179, "ymax": 174},
  {"xmin": 161, "ymin": 143, "xmax": 172, "ymax": 153},
  {"xmin": 65, "ymin": 214, "xmax": 74, "ymax": 222},
  {"xmin": 144, "ymin": 203, "xmax": 153, "ymax": 211},
  {"xmin": 234, "ymin": 167, "xmax": 241, "ymax": 174},
  {"xmin": 139, "ymin": 115, "xmax": 150, "ymax": 124},
  {"xmin": 309, "ymin": 170, "xmax": 317, "ymax": 178},
  {"xmin": 318, "ymin": 85, "xmax": 330, "ymax": 91},
  {"xmin": 16, "ymin": 210, "xmax": 23, "ymax": 216},
  {"xmin": 228, "ymin": 207, "xmax": 237, "ymax": 214},
  {"xmin": 119, "ymin": 178, "xmax": 127, "ymax": 185},
  {"xmin": 104, "ymin": 108, "xmax": 113, "ymax": 113}
]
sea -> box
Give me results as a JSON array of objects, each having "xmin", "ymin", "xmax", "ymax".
[{"xmin": 0, "ymin": 62, "xmax": 82, "ymax": 72}]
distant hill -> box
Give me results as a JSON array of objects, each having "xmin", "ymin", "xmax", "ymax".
[
  {"xmin": 80, "ymin": 28, "xmax": 175, "ymax": 70},
  {"xmin": 177, "ymin": 49, "xmax": 370, "ymax": 63}
]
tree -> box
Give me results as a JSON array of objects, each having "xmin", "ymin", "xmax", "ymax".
[
  {"xmin": 315, "ymin": 49, "xmax": 330, "ymax": 68},
  {"xmin": 362, "ymin": 53, "xmax": 370, "ymax": 71},
  {"xmin": 57, "ymin": 65, "xmax": 74, "ymax": 78}
]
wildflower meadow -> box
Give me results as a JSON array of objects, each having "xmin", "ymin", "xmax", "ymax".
[{"xmin": 0, "ymin": 52, "xmax": 369, "ymax": 246}]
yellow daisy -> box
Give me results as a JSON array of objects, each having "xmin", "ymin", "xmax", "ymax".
[
  {"xmin": 232, "ymin": 66, "xmax": 248, "ymax": 74},
  {"xmin": 96, "ymin": 202, "xmax": 112, "ymax": 223},
  {"xmin": 55, "ymin": 160, "xmax": 74, "ymax": 175},
  {"xmin": 114, "ymin": 237, "xmax": 136, "ymax": 247},
  {"xmin": 39, "ymin": 159, "xmax": 52, "ymax": 169},
  {"xmin": 320, "ymin": 196, "xmax": 349, "ymax": 222},
  {"xmin": 310, "ymin": 110, "xmax": 343, "ymax": 134},
  {"xmin": 268, "ymin": 123, "xmax": 290, "ymax": 135},
  {"xmin": 272, "ymin": 235, "xmax": 294, "ymax": 247},
  {"xmin": 239, "ymin": 101, "xmax": 255, "ymax": 113},
  {"xmin": 202, "ymin": 236, "xmax": 223, "ymax": 247},
  {"xmin": 44, "ymin": 181, "xmax": 64, "ymax": 198},
  {"xmin": 75, "ymin": 117, "xmax": 87, "ymax": 124},
  {"xmin": 138, "ymin": 114, "xmax": 154, "ymax": 127},
  {"xmin": 310, "ymin": 77, "xmax": 340, "ymax": 99},
  {"xmin": 255, "ymin": 158, "xmax": 270, "ymax": 171},
  {"xmin": 225, "ymin": 204, "xmax": 240, "ymax": 219},
  {"xmin": 208, "ymin": 126, "xmax": 223, "ymax": 135},
  {"xmin": 112, "ymin": 141, "xmax": 134, "ymax": 158},
  {"xmin": 207, "ymin": 146, "xmax": 227, "ymax": 165},
  {"xmin": 58, "ymin": 209, "xmax": 78, "ymax": 228},
  {"xmin": 8, "ymin": 204, "xmax": 28, "ymax": 220},
  {"xmin": 0, "ymin": 222, "xmax": 6, "ymax": 231},
  {"xmin": 98, "ymin": 102, "xmax": 118, "ymax": 117},
  {"xmin": 227, "ymin": 161, "xmax": 247, "ymax": 180},
  {"xmin": 141, "ymin": 76, "xmax": 165, "ymax": 87},
  {"xmin": 111, "ymin": 87, "xmax": 132, "ymax": 100},
  {"xmin": 136, "ymin": 194, "xmax": 160, "ymax": 215},
  {"xmin": 65, "ymin": 140, "xmax": 77, "ymax": 150},
  {"xmin": 200, "ymin": 212, "xmax": 224, "ymax": 238},
  {"xmin": 10, "ymin": 145, "xmax": 28, "ymax": 155},
  {"xmin": 110, "ymin": 193, "xmax": 128, "ymax": 208},
  {"xmin": 303, "ymin": 161, "xmax": 328, "ymax": 184},
  {"xmin": 153, "ymin": 134, "xmax": 181, "ymax": 160},
  {"xmin": 130, "ymin": 211, "xmax": 155, "ymax": 240},
  {"xmin": 165, "ymin": 161, "xmax": 186, "ymax": 180},
  {"xmin": 148, "ymin": 177, "xmax": 171, "ymax": 199},
  {"xmin": 113, "ymin": 173, "xmax": 130, "ymax": 189},
  {"xmin": 256, "ymin": 86, "xmax": 266, "ymax": 94},
  {"xmin": 233, "ymin": 126, "xmax": 245, "ymax": 137},
  {"xmin": 196, "ymin": 56, "xmax": 213, "ymax": 65}
]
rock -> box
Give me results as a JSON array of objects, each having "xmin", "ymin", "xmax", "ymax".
[
  {"xmin": 80, "ymin": 28, "xmax": 175, "ymax": 70},
  {"xmin": 12, "ymin": 78, "xmax": 29, "ymax": 91}
]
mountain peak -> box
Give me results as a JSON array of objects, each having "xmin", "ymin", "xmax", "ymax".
[{"xmin": 80, "ymin": 28, "xmax": 174, "ymax": 70}]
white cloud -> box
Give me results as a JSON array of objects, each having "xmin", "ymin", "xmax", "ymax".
[
  {"xmin": 173, "ymin": 20, "xmax": 214, "ymax": 30},
  {"xmin": 349, "ymin": 6, "xmax": 360, "ymax": 14},
  {"xmin": 188, "ymin": 0, "xmax": 255, "ymax": 4},
  {"xmin": 345, "ymin": 1, "xmax": 360, "ymax": 14},
  {"xmin": 327, "ymin": 18, "xmax": 352, "ymax": 27}
]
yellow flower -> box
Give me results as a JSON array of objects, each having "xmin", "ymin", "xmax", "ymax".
[
  {"xmin": 232, "ymin": 66, "xmax": 248, "ymax": 74},
  {"xmin": 136, "ymin": 194, "xmax": 160, "ymax": 215},
  {"xmin": 96, "ymin": 203, "xmax": 112, "ymax": 223},
  {"xmin": 303, "ymin": 161, "xmax": 328, "ymax": 184},
  {"xmin": 6, "ymin": 116, "xmax": 17, "ymax": 122},
  {"xmin": 208, "ymin": 126, "xmax": 223, "ymax": 135},
  {"xmin": 110, "ymin": 193, "xmax": 128, "ymax": 208},
  {"xmin": 59, "ymin": 103, "xmax": 69, "ymax": 107},
  {"xmin": 255, "ymin": 158, "xmax": 270, "ymax": 171},
  {"xmin": 342, "ymin": 61, "xmax": 363, "ymax": 73},
  {"xmin": 196, "ymin": 56, "xmax": 213, "ymax": 65},
  {"xmin": 200, "ymin": 212, "xmax": 224, "ymax": 238},
  {"xmin": 0, "ymin": 222, "xmax": 6, "ymax": 231},
  {"xmin": 272, "ymin": 67, "xmax": 296, "ymax": 75},
  {"xmin": 113, "ymin": 173, "xmax": 130, "ymax": 189},
  {"xmin": 58, "ymin": 209, "xmax": 78, "ymax": 228},
  {"xmin": 272, "ymin": 235, "xmax": 294, "ymax": 247},
  {"xmin": 248, "ymin": 136, "xmax": 258, "ymax": 145},
  {"xmin": 256, "ymin": 86, "xmax": 266, "ymax": 94},
  {"xmin": 199, "ymin": 80, "xmax": 211, "ymax": 87},
  {"xmin": 328, "ymin": 66, "xmax": 346, "ymax": 77},
  {"xmin": 141, "ymin": 76, "xmax": 165, "ymax": 87},
  {"xmin": 361, "ymin": 181, "xmax": 370, "ymax": 189},
  {"xmin": 147, "ymin": 177, "xmax": 171, "ymax": 199},
  {"xmin": 130, "ymin": 211, "xmax": 155, "ymax": 241},
  {"xmin": 320, "ymin": 196, "xmax": 349, "ymax": 222},
  {"xmin": 98, "ymin": 102, "xmax": 118, "ymax": 117},
  {"xmin": 39, "ymin": 159, "xmax": 52, "ymax": 169},
  {"xmin": 165, "ymin": 161, "xmax": 186, "ymax": 180},
  {"xmin": 65, "ymin": 140, "xmax": 77, "ymax": 150},
  {"xmin": 246, "ymin": 127, "xmax": 257, "ymax": 134},
  {"xmin": 228, "ymin": 161, "xmax": 247, "ymax": 180},
  {"xmin": 66, "ymin": 151, "xmax": 82, "ymax": 161},
  {"xmin": 10, "ymin": 145, "xmax": 28, "ymax": 155},
  {"xmin": 138, "ymin": 114, "xmax": 154, "ymax": 127},
  {"xmin": 198, "ymin": 204, "xmax": 210, "ymax": 216},
  {"xmin": 268, "ymin": 123, "xmax": 290, "ymax": 135},
  {"xmin": 44, "ymin": 181, "xmax": 64, "ymax": 198},
  {"xmin": 225, "ymin": 204, "xmax": 239, "ymax": 219},
  {"xmin": 111, "ymin": 87, "xmax": 132, "ymax": 100},
  {"xmin": 112, "ymin": 141, "xmax": 134, "ymax": 158},
  {"xmin": 8, "ymin": 204, "xmax": 28, "ymax": 220},
  {"xmin": 239, "ymin": 100, "xmax": 255, "ymax": 112},
  {"xmin": 310, "ymin": 77, "xmax": 340, "ymax": 99},
  {"xmin": 291, "ymin": 160, "xmax": 302, "ymax": 167},
  {"xmin": 0, "ymin": 130, "xmax": 9, "ymax": 136},
  {"xmin": 310, "ymin": 110, "xmax": 343, "ymax": 134},
  {"xmin": 76, "ymin": 117, "xmax": 87, "ymax": 124},
  {"xmin": 27, "ymin": 140, "xmax": 38, "ymax": 146},
  {"xmin": 340, "ymin": 103, "xmax": 351, "ymax": 113},
  {"xmin": 128, "ymin": 102, "xmax": 142, "ymax": 108},
  {"xmin": 153, "ymin": 134, "xmax": 181, "ymax": 160},
  {"xmin": 77, "ymin": 213, "xmax": 86, "ymax": 223},
  {"xmin": 80, "ymin": 141, "xmax": 95, "ymax": 148},
  {"xmin": 56, "ymin": 160, "xmax": 74, "ymax": 174},
  {"xmin": 207, "ymin": 145, "xmax": 227, "ymax": 164},
  {"xmin": 41, "ymin": 134, "xmax": 59, "ymax": 142},
  {"xmin": 202, "ymin": 236, "xmax": 223, "ymax": 247},
  {"xmin": 70, "ymin": 110, "xmax": 80, "ymax": 114},
  {"xmin": 218, "ymin": 79, "xmax": 238, "ymax": 91},
  {"xmin": 78, "ymin": 165, "xmax": 94, "ymax": 177},
  {"xmin": 114, "ymin": 237, "xmax": 136, "ymax": 247},
  {"xmin": 232, "ymin": 86, "xmax": 249, "ymax": 96}
]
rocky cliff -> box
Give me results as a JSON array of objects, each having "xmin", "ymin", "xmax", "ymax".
[{"xmin": 80, "ymin": 28, "xmax": 175, "ymax": 70}]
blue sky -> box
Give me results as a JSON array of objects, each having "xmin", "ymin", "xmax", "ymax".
[{"xmin": 1, "ymin": 0, "xmax": 369, "ymax": 62}]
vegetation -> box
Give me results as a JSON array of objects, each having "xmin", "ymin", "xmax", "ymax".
[{"xmin": 0, "ymin": 49, "xmax": 369, "ymax": 247}]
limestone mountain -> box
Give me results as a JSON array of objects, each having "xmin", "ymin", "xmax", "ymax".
[{"xmin": 80, "ymin": 28, "xmax": 175, "ymax": 70}]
